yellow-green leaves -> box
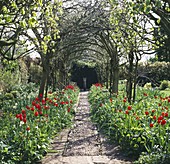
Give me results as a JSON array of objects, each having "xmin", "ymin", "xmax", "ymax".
[
  {"xmin": 21, "ymin": 8, "xmax": 25, "ymax": 15},
  {"xmin": 2, "ymin": 6, "xmax": 8, "ymax": 13},
  {"xmin": 41, "ymin": 41, "xmax": 48, "ymax": 54},
  {"xmin": 11, "ymin": 1, "xmax": 18, "ymax": 10},
  {"xmin": 38, "ymin": 0, "xmax": 43, "ymax": 6},
  {"xmin": 43, "ymin": 35, "xmax": 51, "ymax": 42},
  {"xmin": 157, "ymin": 18, "xmax": 161, "ymax": 24},
  {"xmin": 20, "ymin": 20, "xmax": 27, "ymax": 28},
  {"xmin": 28, "ymin": 17, "xmax": 37, "ymax": 28}
]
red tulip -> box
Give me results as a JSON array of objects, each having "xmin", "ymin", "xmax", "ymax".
[
  {"xmin": 34, "ymin": 111, "xmax": 39, "ymax": 117},
  {"xmin": 152, "ymin": 109, "xmax": 155, "ymax": 113},
  {"xmin": 165, "ymin": 113, "xmax": 168, "ymax": 117},
  {"xmin": 26, "ymin": 106, "xmax": 30, "ymax": 110},
  {"xmin": 162, "ymin": 112, "xmax": 165, "ymax": 117},
  {"xmin": 31, "ymin": 107, "xmax": 34, "ymax": 111},
  {"xmin": 158, "ymin": 115, "xmax": 163, "ymax": 120},
  {"xmin": 143, "ymin": 93, "xmax": 148, "ymax": 96},
  {"xmin": 22, "ymin": 110, "xmax": 26, "ymax": 114},
  {"xmin": 23, "ymin": 118, "xmax": 27, "ymax": 123},
  {"xmin": 16, "ymin": 114, "xmax": 20, "ymax": 119},
  {"xmin": 150, "ymin": 123, "xmax": 154, "ymax": 128},
  {"xmin": 161, "ymin": 119, "xmax": 166, "ymax": 125},
  {"xmin": 23, "ymin": 114, "xmax": 26, "ymax": 118},
  {"xmin": 123, "ymin": 99, "xmax": 126, "ymax": 103},
  {"xmin": 153, "ymin": 115, "xmax": 156, "ymax": 120},
  {"xmin": 125, "ymin": 110, "xmax": 129, "ymax": 114},
  {"xmin": 26, "ymin": 127, "xmax": 30, "ymax": 131},
  {"xmin": 145, "ymin": 111, "xmax": 149, "ymax": 115},
  {"xmin": 32, "ymin": 101, "xmax": 36, "ymax": 106}
]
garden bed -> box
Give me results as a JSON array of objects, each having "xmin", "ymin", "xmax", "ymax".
[
  {"xmin": 0, "ymin": 84, "xmax": 79, "ymax": 164},
  {"xmin": 88, "ymin": 83, "xmax": 170, "ymax": 164}
]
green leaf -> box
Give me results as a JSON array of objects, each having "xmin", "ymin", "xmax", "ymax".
[
  {"xmin": 11, "ymin": 1, "xmax": 18, "ymax": 9},
  {"xmin": 145, "ymin": 0, "xmax": 151, "ymax": 6},
  {"xmin": 20, "ymin": 20, "xmax": 27, "ymax": 28},
  {"xmin": 2, "ymin": 6, "xmax": 8, "ymax": 13},
  {"xmin": 145, "ymin": 5, "xmax": 151, "ymax": 14},
  {"xmin": 21, "ymin": 8, "xmax": 25, "ymax": 15},
  {"xmin": 157, "ymin": 18, "xmax": 161, "ymax": 24}
]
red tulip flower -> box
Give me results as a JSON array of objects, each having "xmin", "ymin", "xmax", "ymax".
[
  {"xmin": 152, "ymin": 109, "xmax": 155, "ymax": 113},
  {"xmin": 34, "ymin": 111, "xmax": 39, "ymax": 117},
  {"xmin": 125, "ymin": 110, "xmax": 129, "ymax": 114},
  {"xmin": 16, "ymin": 114, "xmax": 20, "ymax": 119},
  {"xmin": 150, "ymin": 123, "xmax": 154, "ymax": 128},
  {"xmin": 26, "ymin": 106, "xmax": 30, "ymax": 110},
  {"xmin": 153, "ymin": 115, "xmax": 156, "ymax": 120},
  {"xmin": 23, "ymin": 118, "xmax": 27, "ymax": 123},
  {"xmin": 26, "ymin": 127, "xmax": 30, "ymax": 131},
  {"xmin": 22, "ymin": 110, "xmax": 26, "ymax": 114},
  {"xmin": 145, "ymin": 111, "xmax": 149, "ymax": 115},
  {"xmin": 161, "ymin": 119, "xmax": 166, "ymax": 125},
  {"xmin": 123, "ymin": 99, "xmax": 127, "ymax": 103},
  {"xmin": 165, "ymin": 113, "xmax": 168, "ymax": 117},
  {"xmin": 158, "ymin": 115, "xmax": 163, "ymax": 120}
]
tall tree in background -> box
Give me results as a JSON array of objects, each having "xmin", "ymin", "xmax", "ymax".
[
  {"xmin": 128, "ymin": 0, "xmax": 170, "ymax": 62},
  {"xmin": 0, "ymin": 0, "xmax": 62, "ymax": 98}
]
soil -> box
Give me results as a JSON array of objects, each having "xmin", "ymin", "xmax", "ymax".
[{"xmin": 41, "ymin": 91, "xmax": 134, "ymax": 164}]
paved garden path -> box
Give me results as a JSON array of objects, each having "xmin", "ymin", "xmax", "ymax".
[{"xmin": 41, "ymin": 92, "xmax": 133, "ymax": 164}]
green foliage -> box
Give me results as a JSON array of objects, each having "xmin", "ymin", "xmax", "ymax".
[
  {"xmin": 89, "ymin": 84, "xmax": 170, "ymax": 162},
  {"xmin": 0, "ymin": 69, "xmax": 19, "ymax": 93},
  {"xmin": 3, "ymin": 93, "xmax": 14, "ymax": 100},
  {"xmin": 0, "ymin": 84, "xmax": 79, "ymax": 163},
  {"xmin": 29, "ymin": 63, "xmax": 43, "ymax": 84},
  {"xmin": 138, "ymin": 61, "xmax": 170, "ymax": 85},
  {"xmin": 160, "ymin": 80, "xmax": 170, "ymax": 90}
]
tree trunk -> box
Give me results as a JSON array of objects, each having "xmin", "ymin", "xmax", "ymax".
[
  {"xmin": 39, "ymin": 67, "xmax": 48, "ymax": 99},
  {"xmin": 127, "ymin": 51, "xmax": 134, "ymax": 103},
  {"xmin": 132, "ymin": 60, "xmax": 138, "ymax": 102},
  {"xmin": 106, "ymin": 61, "xmax": 109, "ymax": 89},
  {"xmin": 109, "ymin": 58, "xmax": 113, "ymax": 94},
  {"xmin": 38, "ymin": 55, "xmax": 50, "ymax": 100},
  {"xmin": 112, "ymin": 67, "xmax": 119, "ymax": 94}
]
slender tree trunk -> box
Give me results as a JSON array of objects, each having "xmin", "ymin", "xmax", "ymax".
[
  {"xmin": 106, "ymin": 61, "xmax": 109, "ymax": 89},
  {"xmin": 110, "ymin": 58, "xmax": 113, "ymax": 94},
  {"xmin": 112, "ymin": 67, "xmax": 119, "ymax": 94},
  {"xmin": 38, "ymin": 55, "xmax": 50, "ymax": 100},
  {"xmin": 127, "ymin": 51, "xmax": 134, "ymax": 103},
  {"xmin": 39, "ymin": 68, "xmax": 47, "ymax": 99},
  {"xmin": 132, "ymin": 60, "xmax": 139, "ymax": 102}
]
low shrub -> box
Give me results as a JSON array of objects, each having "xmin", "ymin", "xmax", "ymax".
[{"xmin": 160, "ymin": 80, "xmax": 170, "ymax": 90}]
